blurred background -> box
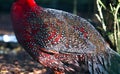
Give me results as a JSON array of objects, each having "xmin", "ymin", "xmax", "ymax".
[{"xmin": 0, "ymin": 0, "xmax": 120, "ymax": 73}]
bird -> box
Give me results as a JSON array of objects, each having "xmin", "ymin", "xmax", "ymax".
[{"xmin": 11, "ymin": 0, "xmax": 120, "ymax": 74}]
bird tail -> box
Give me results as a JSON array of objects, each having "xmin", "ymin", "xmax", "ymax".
[
  {"xmin": 107, "ymin": 48, "xmax": 120, "ymax": 74},
  {"xmin": 87, "ymin": 47, "xmax": 120, "ymax": 74}
]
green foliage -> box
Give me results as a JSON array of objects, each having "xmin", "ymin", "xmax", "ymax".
[{"xmin": 95, "ymin": 0, "xmax": 120, "ymax": 53}]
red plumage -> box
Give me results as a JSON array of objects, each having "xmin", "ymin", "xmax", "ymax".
[{"xmin": 11, "ymin": 0, "xmax": 120, "ymax": 74}]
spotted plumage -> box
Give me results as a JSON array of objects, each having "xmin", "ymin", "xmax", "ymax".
[{"xmin": 11, "ymin": 0, "xmax": 120, "ymax": 74}]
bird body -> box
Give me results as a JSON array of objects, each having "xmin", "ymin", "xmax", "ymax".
[{"xmin": 11, "ymin": 0, "xmax": 120, "ymax": 74}]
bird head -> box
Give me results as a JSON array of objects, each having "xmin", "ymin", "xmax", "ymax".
[{"xmin": 14, "ymin": 0, "xmax": 37, "ymax": 7}]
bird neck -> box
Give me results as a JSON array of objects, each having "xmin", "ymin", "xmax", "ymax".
[{"xmin": 16, "ymin": 0, "xmax": 37, "ymax": 7}]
